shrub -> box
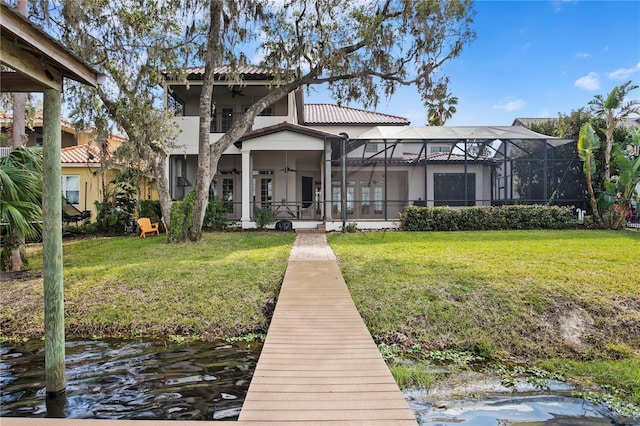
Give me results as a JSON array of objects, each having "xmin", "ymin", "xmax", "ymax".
[
  {"xmin": 400, "ymin": 205, "xmax": 577, "ymax": 231},
  {"xmin": 169, "ymin": 191, "xmax": 196, "ymax": 242},
  {"xmin": 139, "ymin": 200, "xmax": 161, "ymax": 219},
  {"xmin": 254, "ymin": 207, "xmax": 276, "ymax": 229},
  {"xmin": 344, "ymin": 222, "xmax": 358, "ymax": 233},
  {"xmin": 203, "ymin": 197, "xmax": 229, "ymax": 231}
]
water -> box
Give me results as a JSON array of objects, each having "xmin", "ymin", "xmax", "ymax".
[
  {"xmin": 407, "ymin": 394, "xmax": 625, "ymax": 425},
  {"xmin": 2, "ymin": 341, "xmax": 638, "ymax": 424},
  {"xmin": 0, "ymin": 339, "xmax": 260, "ymax": 420}
]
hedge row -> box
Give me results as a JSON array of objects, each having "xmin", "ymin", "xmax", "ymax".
[{"xmin": 400, "ymin": 205, "xmax": 578, "ymax": 231}]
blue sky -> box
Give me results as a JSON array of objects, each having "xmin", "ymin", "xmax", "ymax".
[{"xmin": 306, "ymin": 0, "xmax": 640, "ymax": 126}]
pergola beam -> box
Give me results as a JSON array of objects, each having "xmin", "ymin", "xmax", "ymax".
[
  {"xmin": 0, "ymin": 37, "xmax": 62, "ymax": 91},
  {"xmin": 0, "ymin": 3, "xmax": 99, "ymax": 87}
]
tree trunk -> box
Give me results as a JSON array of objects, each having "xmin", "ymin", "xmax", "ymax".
[
  {"xmin": 150, "ymin": 148, "xmax": 172, "ymax": 230},
  {"xmin": 603, "ymin": 113, "xmax": 615, "ymax": 183},
  {"xmin": 11, "ymin": 0, "xmax": 27, "ymax": 149},
  {"xmin": 7, "ymin": 224, "xmax": 24, "ymax": 271},
  {"xmin": 190, "ymin": 0, "xmax": 221, "ymax": 242},
  {"xmin": 584, "ymin": 167, "xmax": 603, "ymax": 227}
]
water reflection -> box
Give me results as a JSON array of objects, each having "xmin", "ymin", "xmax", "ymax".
[{"xmin": 0, "ymin": 339, "xmax": 260, "ymax": 420}]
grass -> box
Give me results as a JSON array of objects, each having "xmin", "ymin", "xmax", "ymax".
[
  {"xmin": 3, "ymin": 228, "xmax": 639, "ymax": 408},
  {"xmin": 327, "ymin": 230, "xmax": 640, "ymax": 404},
  {"xmin": 1, "ymin": 232, "xmax": 295, "ymax": 340}
]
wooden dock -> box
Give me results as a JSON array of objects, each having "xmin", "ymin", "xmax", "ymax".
[{"xmin": 238, "ymin": 234, "xmax": 417, "ymax": 425}]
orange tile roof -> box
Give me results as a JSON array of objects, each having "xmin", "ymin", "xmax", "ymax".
[{"xmin": 61, "ymin": 144, "xmax": 108, "ymax": 164}]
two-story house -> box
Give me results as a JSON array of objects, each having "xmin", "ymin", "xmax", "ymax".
[{"xmin": 163, "ymin": 66, "xmax": 583, "ymax": 230}]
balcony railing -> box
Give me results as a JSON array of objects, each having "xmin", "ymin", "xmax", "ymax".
[{"xmin": 210, "ymin": 112, "xmax": 283, "ymax": 133}]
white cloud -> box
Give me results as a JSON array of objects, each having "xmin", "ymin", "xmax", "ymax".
[
  {"xmin": 574, "ymin": 72, "xmax": 600, "ymax": 91},
  {"xmin": 492, "ymin": 98, "xmax": 526, "ymax": 112},
  {"xmin": 551, "ymin": 0, "xmax": 578, "ymax": 13},
  {"xmin": 576, "ymin": 52, "xmax": 590, "ymax": 59},
  {"xmin": 607, "ymin": 63, "xmax": 640, "ymax": 80}
]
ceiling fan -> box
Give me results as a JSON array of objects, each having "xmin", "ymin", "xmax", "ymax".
[
  {"xmin": 228, "ymin": 86, "xmax": 245, "ymax": 98},
  {"xmin": 231, "ymin": 156, "xmax": 241, "ymax": 174},
  {"xmin": 280, "ymin": 151, "xmax": 296, "ymax": 173}
]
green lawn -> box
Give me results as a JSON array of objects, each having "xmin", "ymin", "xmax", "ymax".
[
  {"xmin": 3, "ymin": 229, "xmax": 639, "ymax": 406},
  {"xmin": 328, "ymin": 230, "xmax": 640, "ymax": 404},
  {"xmin": 2, "ymin": 232, "xmax": 295, "ymax": 339}
]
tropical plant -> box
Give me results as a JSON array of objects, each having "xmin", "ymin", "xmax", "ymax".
[
  {"xmin": 0, "ymin": 147, "xmax": 43, "ymax": 271},
  {"xmin": 426, "ymin": 85, "xmax": 459, "ymax": 126},
  {"xmin": 95, "ymin": 170, "xmax": 137, "ymax": 235},
  {"xmin": 588, "ymin": 81, "xmax": 640, "ymax": 183},
  {"xmin": 578, "ymin": 81, "xmax": 640, "ymax": 229},
  {"xmin": 577, "ymin": 123, "xmax": 602, "ymax": 225},
  {"xmin": 610, "ymin": 129, "xmax": 640, "ymax": 228}
]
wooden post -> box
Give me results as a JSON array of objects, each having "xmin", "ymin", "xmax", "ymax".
[{"xmin": 42, "ymin": 88, "xmax": 65, "ymax": 397}]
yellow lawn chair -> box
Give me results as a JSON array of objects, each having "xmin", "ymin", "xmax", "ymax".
[{"xmin": 137, "ymin": 217, "xmax": 159, "ymax": 238}]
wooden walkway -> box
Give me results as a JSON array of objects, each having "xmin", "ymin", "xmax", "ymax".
[
  {"xmin": 2, "ymin": 234, "xmax": 416, "ymax": 426},
  {"xmin": 238, "ymin": 233, "xmax": 417, "ymax": 425}
]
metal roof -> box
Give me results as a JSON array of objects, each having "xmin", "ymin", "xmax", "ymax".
[
  {"xmin": 354, "ymin": 125, "xmax": 562, "ymax": 141},
  {"xmin": 304, "ymin": 104, "xmax": 409, "ymax": 125}
]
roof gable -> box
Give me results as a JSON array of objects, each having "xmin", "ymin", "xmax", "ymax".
[{"xmin": 237, "ymin": 121, "xmax": 339, "ymax": 142}]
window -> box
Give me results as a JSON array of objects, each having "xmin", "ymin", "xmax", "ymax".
[
  {"xmin": 62, "ymin": 175, "xmax": 80, "ymax": 204},
  {"xmin": 430, "ymin": 146, "xmax": 450, "ymax": 153},
  {"xmin": 434, "ymin": 173, "xmax": 475, "ymax": 206},
  {"xmin": 220, "ymin": 107, "xmax": 234, "ymax": 132},
  {"xmin": 364, "ymin": 143, "xmax": 378, "ymax": 154},
  {"xmin": 259, "ymin": 107, "xmax": 273, "ymax": 117},
  {"xmin": 222, "ymin": 178, "xmax": 234, "ymax": 212},
  {"xmin": 212, "ymin": 107, "xmax": 234, "ymax": 132}
]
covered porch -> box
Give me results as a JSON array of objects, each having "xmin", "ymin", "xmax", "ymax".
[{"xmin": 168, "ymin": 122, "xmax": 339, "ymax": 228}]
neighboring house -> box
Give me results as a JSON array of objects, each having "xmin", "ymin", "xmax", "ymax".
[
  {"xmin": 60, "ymin": 144, "xmax": 159, "ymax": 220},
  {"xmin": 163, "ymin": 67, "xmax": 585, "ymax": 230},
  {"xmin": 60, "ymin": 144, "xmax": 112, "ymax": 218},
  {"xmin": 0, "ymin": 112, "xmax": 127, "ymax": 149},
  {"xmin": 2, "ymin": 113, "xmax": 156, "ymax": 221}
]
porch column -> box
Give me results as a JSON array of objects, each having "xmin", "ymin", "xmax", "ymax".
[
  {"xmin": 241, "ymin": 149, "xmax": 252, "ymax": 226},
  {"xmin": 324, "ymin": 139, "xmax": 333, "ymax": 221}
]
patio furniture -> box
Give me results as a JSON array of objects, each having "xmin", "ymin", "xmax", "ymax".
[
  {"xmin": 137, "ymin": 217, "xmax": 160, "ymax": 237},
  {"xmin": 62, "ymin": 202, "xmax": 91, "ymax": 231}
]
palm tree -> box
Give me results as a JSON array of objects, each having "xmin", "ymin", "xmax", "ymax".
[
  {"xmin": 588, "ymin": 80, "xmax": 640, "ymax": 183},
  {"xmin": 0, "ymin": 147, "xmax": 43, "ymax": 271},
  {"xmin": 426, "ymin": 89, "xmax": 458, "ymax": 126}
]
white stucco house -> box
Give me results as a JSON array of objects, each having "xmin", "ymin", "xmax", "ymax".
[{"xmin": 162, "ymin": 66, "xmax": 585, "ymax": 230}]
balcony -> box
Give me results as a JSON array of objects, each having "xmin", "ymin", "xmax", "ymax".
[{"xmin": 172, "ymin": 112, "xmax": 292, "ymax": 155}]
